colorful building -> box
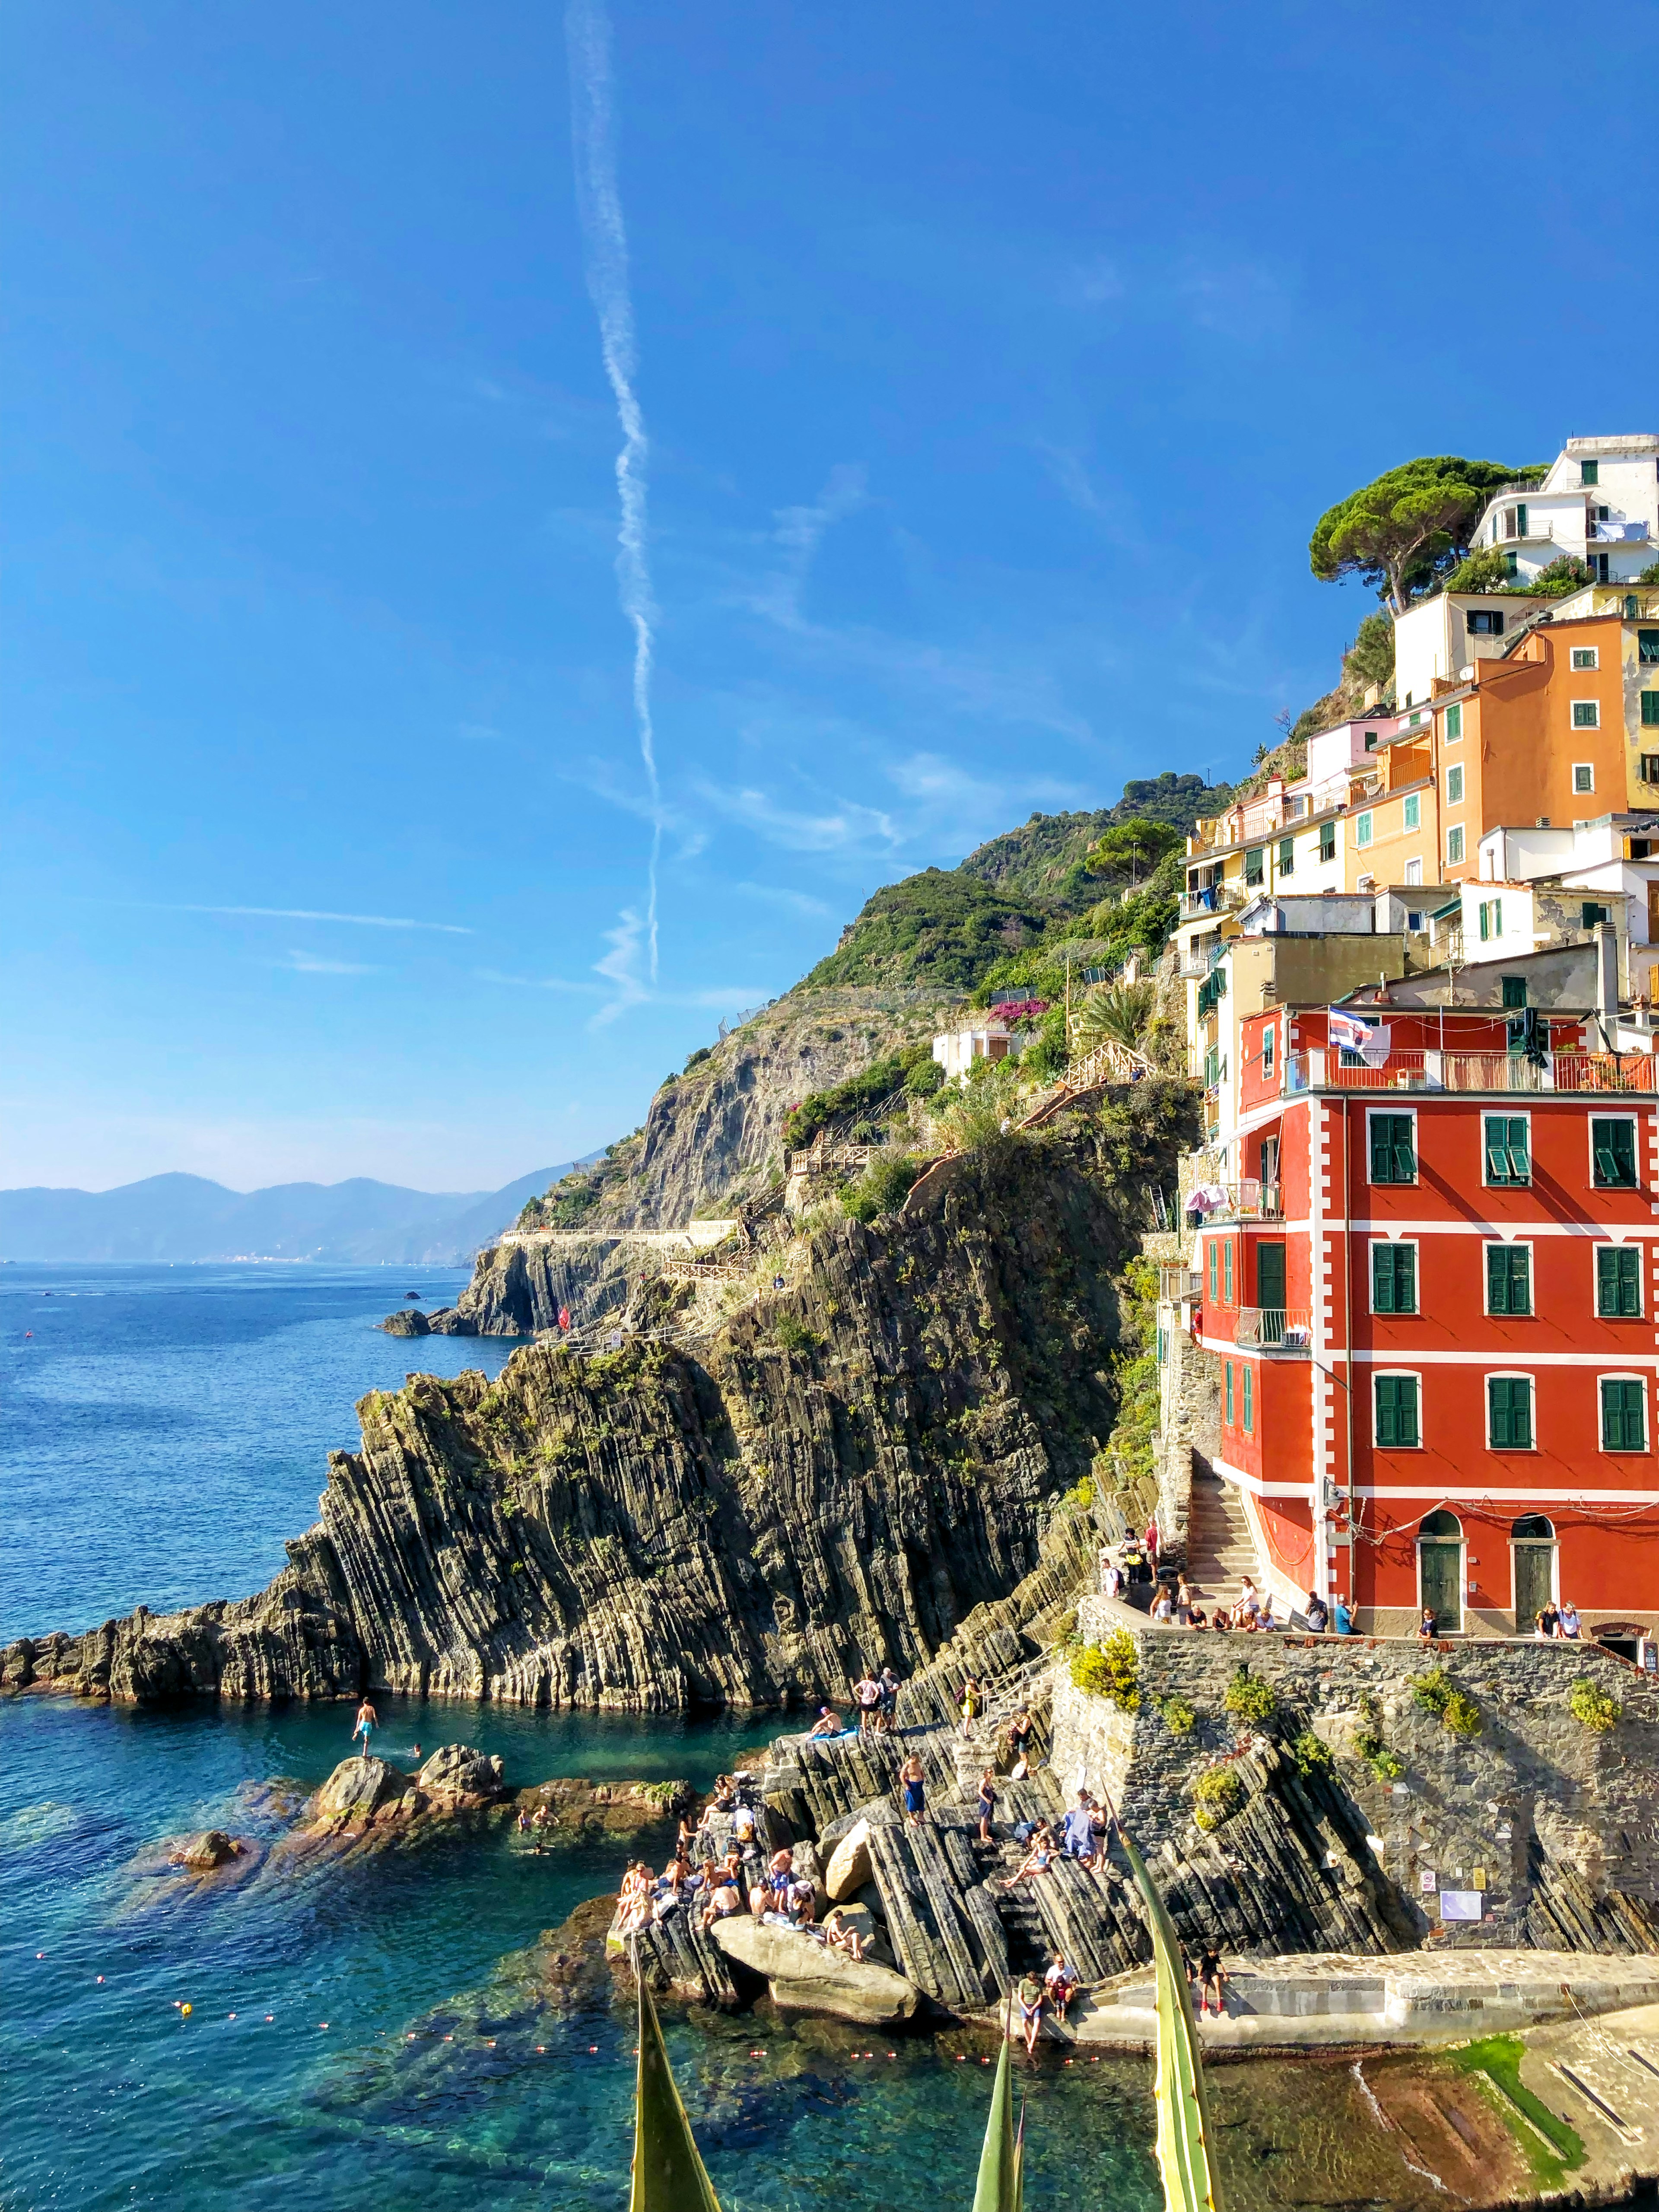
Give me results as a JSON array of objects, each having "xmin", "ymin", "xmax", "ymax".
[{"xmin": 1180, "ymin": 980, "xmax": 1659, "ymax": 1643}]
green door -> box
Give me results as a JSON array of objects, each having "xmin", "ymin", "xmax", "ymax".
[
  {"xmin": 1513, "ymin": 1544, "xmax": 1555, "ymax": 1633},
  {"xmin": 1419, "ymin": 1539, "xmax": 1462, "ymax": 1631},
  {"xmin": 1256, "ymin": 1241, "xmax": 1286, "ymax": 1343}
]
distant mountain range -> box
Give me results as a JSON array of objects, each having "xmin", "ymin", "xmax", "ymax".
[{"xmin": 0, "ymin": 1167, "xmax": 570, "ymax": 1265}]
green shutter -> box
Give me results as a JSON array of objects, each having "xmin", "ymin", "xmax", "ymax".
[
  {"xmin": 1376, "ymin": 1375, "xmax": 1419, "ymax": 1447},
  {"xmin": 1370, "ymin": 1114, "xmax": 1415, "ymax": 1184},
  {"xmin": 1319, "ymin": 822, "xmax": 1335, "ymax": 860},
  {"xmin": 1242, "ymin": 1365, "xmax": 1253, "ymax": 1433},
  {"xmin": 1279, "ymin": 836, "xmax": 1294, "ymax": 873},
  {"xmin": 1489, "ymin": 1376, "xmax": 1532, "ymax": 1448},
  {"xmin": 1223, "ymin": 1241, "xmax": 1233, "ymax": 1303},
  {"xmin": 1373, "ymin": 1242, "xmax": 1416, "ymax": 1313},
  {"xmin": 1245, "ymin": 846, "xmax": 1264, "ymax": 884},
  {"xmin": 1594, "ymin": 1119, "xmax": 1637, "ymax": 1187},
  {"xmin": 1208, "ymin": 1242, "xmax": 1217, "ymax": 1300},
  {"xmin": 1642, "ymin": 693, "xmax": 1659, "ymax": 726},
  {"xmin": 1224, "ymin": 1362, "xmax": 1234, "ymax": 1425},
  {"xmin": 1485, "ymin": 1115, "xmax": 1528, "ymax": 1184},
  {"xmin": 1373, "ymin": 1242, "xmax": 1394, "ymax": 1313},
  {"xmin": 1446, "ymin": 702, "xmax": 1462, "ymax": 738},
  {"xmin": 1599, "ymin": 1245, "xmax": 1641, "ymax": 1317},
  {"xmin": 1640, "ymin": 630, "xmax": 1659, "ymax": 666},
  {"xmin": 1602, "ymin": 1378, "xmax": 1646, "ymax": 1451},
  {"xmin": 1487, "ymin": 1245, "xmax": 1530, "ymax": 1316}
]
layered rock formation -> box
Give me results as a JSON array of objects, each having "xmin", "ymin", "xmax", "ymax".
[{"xmin": 6, "ymin": 1090, "xmax": 1191, "ymax": 1713}]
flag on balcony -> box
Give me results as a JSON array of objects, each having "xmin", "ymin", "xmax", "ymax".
[{"xmin": 1327, "ymin": 1011, "xmax": 1370, "ymax": 1054}]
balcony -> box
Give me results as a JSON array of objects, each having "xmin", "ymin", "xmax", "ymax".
[
  {"xmin": 1283, "ymin": 1049, "xmax": 1659, "ymax": 1096},
  {"xmin": 1187, "ymin": 1179, "xmax": 1282, "ymax": 1223},
  {"xmin": 1160, "ymin": 1266, "xmax": 1203, "ymax": 1303},
  {"xmin": 1235, "ymin": 1306, "xmax": 1312, "ymax": 1354}
]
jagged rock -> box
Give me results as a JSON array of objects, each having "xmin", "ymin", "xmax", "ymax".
[
  {"xmin": 825, "ymin": 1818, "xmax": 874, "ymax": 1901},
  {"xmin": 616, "ymin": 1906, "xmax": 743, "ymax": 2009},
  {"xmin": 9, "ymin": 1100, "xmax": 1190, "ymax": 1711},
  {"xmin": 380, "ymin": 1308, "xmax": 430, "ymax": 1338},
  {"xmin": 170, "ymin": 1829, "xmax": 242, "ymax": 1869},
  {"xmin": 312, "ymin": 1755, "xmax": 421, "ymax": 1826},
  {"xmin": 416, "ymin": 1745, "xmax": 504, "ymax": 1802},
  {"xmin": 512, "ymin": 1777, "xmax": 691, "ymax": 1838},
  {"xmin": 710, "ymin": 1916, "xmax": 926, "ymax": 2024},
  {"xmin": 424, "ymin": 1308, "xmax": 478, "ymax": 1336}
]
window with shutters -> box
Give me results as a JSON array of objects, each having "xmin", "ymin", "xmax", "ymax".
[
  {"xmin": 1580, "ymin": 460, "xmax": 1599, "ymax": 487},
  {"xmin": 1447, "ymin": 826, "xmax": 1465, "ymax": 864},
  {"xmin": 1501, "ymin": 976, "xmax": 1527, "ymax": 1010},
  {"xmin": 1488, "ymin": 1375, "xmax": 1534, "ymax": 1449},
  {"xmin": 1592, "ymin": 1117, "xmax": 1638, "ymax": 1188},
  {"xmin": 1261, "ymin": 1024, "xmax": 1275, "ymax": 1080},
  {"xmin": 1208, "ymin": 1240, "xmax": 1218, "ymax": 1301},
  {"xmin": 1242, "ymin": 1364, "xmax": 1253, "ymax": 1434},
  {"xmin": 1486, "ymin": 1243, "xmax": 1532, "ymax": 1316},
  {"xmin": 1446, "ymin": 699, "xmax": 1464, "ymax": 736},
  {"xmin": 1601, "ymin": 1377, "xmax": 1647, "ymax": 1451},
  {"xmin": 1447, "ymin": 765, "xmax": 1465, "ymax": 804},
  {"xmin": 1403, "ymin": 793, "xmax": 1420, "ymax": 830},
  {"xmin": 1642, "ymin": 695, "xmax": 1659, "ymax": 728},
  {"xmin": 1484, "ymin": 1114, "xmax": 1529, "ymax": 1185},
  {"xmin": 1319, "ymin": 820, "xmax": 1336, "ymax": 861},
  {"xmin": 1369, "ymin": 1112, "xmax": 1417, "ymax": 1185},
  {"xmin": 1371, "ymin": 1240, "xmax": 1417, "ymax": 1313},
  {"xmin": 1223, "ymin": 1240, "xmax": 1234, "ymax": 1304},
  {"xmin": 1582, "ymin": 901, "xmax": 1611, "ymax": 927},
  {"xmin": 1356, "ymin": 812, "xmax": 1373, "ymax": 849},
  {"xmin": 1597, "ymin": 1245, "xmax": 1641, "ymax": 1317},
  {"xmin": 1374, "ymin": 1373, "xmax": 1420, "ymax": 1448},
  {"xmin": 1245, "ymin": 846, "xmax": 1265, "ymax": 884},
  {"xmin": 1639, "ymin": 630, "xmax": 1659, "ymax": 665},
  {"xmin": 1224, "ymin": 1361, "xmax": 1234, "ymax": 1426},
  {"xmin": 1572, "ymin": 647, "xmax": 1599, "ymax": 671}
]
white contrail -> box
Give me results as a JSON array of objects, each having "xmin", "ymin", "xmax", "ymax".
[{"xmin": 565, "ymin": 0, "xmax": 661, "ymax": 981}]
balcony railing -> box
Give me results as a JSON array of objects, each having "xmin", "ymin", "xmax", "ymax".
[
  {"xmin": 1234, "ymin": 1306, "xmax": 1313, "ymax": 1353},
  {"xmin": 1160, "ymin": 1266, "xmax": 1203, "ymax": 1303},
  {"xmin": 1284, "ymin": 1049, "xmax": 1659, "ymax": 1096},
  {"xmin": 1187, "ymin": 1179, "xmax": 1282, "ymax": 1223}
]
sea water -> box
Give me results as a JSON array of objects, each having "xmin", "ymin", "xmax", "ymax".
[{"xmin": 0, "ymin": 1265, "xmax": 1470, "ymax": 2210}]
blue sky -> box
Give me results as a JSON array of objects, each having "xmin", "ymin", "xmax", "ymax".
[{"xmin": 6, "ymin": 1, "xmax": 1656, "ymax": 1192}]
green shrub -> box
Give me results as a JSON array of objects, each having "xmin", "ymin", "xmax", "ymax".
[
  {"xmin": 1070, "ymin": 1628, "xmax": 1141, "ymax": 1711},
  {"xmin": 1223, "ymin": 1665, "xmax": 1277, "ymax": 1727},
  {"xmin": 1157, "ymin": 1694, "xmax": 1197, "ymax": 1737},
  {"xmin": 841, "ymin": 1151, "xmax": 922, "ymax": 1224},
  {"xmin": 1568, "ymin": 1678, "xmax": 1621, "ymax": 1733},
  {"xmin": 1442, "ymin": 1688, "xmax": 1482, "ymax": 1738},
  {"xmin": 771, "ymin": 1314, "xmax": 822, "ymax": 1355},
  {"xmin": 1412, "ymin": 1666, "xmax": 1453, "ymax": 1718},
  {"xmin": 1369, "ymin": 1746, "xmax": 1405, "ymax": 1781},
  {"xmin": 1287, "ymin": 1729, "xmax": 1332, "ymax": 1777},
  {"xmin": 905, "ymin": 1056, "xmax": 945, "ymax": 1097},
  {"xmin": 1192, "ymin": 1766, "xmax": 1245, "ymax": 1832}
]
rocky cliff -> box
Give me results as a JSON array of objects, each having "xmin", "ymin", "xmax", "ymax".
[{"xmin": 6, "ymin": 1086, "xmax": 1193, "ymax": 1713}]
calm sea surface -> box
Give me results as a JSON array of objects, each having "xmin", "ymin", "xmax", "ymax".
[{"xmin": 0, "ymin": 1265, "xmax": 1474, "ymax": 2210}]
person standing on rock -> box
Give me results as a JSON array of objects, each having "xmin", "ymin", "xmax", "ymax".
[
  {"xmin": 852, "ymin": 1670, "xmax": 882, "ymax": 1736},
  {"xmin": 959, "ymin": 1675, "xmax": 983, "ymax": 1738},
  {"xmin": 879, "ymin": 1666, "xmax": 900, "ymax": 1733},
  {"xmin": 1007, "ymin": 1701, "xmax": 1034, "ymax": 1773},
  {"xmin": 976, "ymin": 1768, "xmax": 998, "ymax": 1843},
  {"xmin": 351, "ymin": 1698, "xmax": 378, "ymax": 1755},
  {"xmin": 1196, "ymin": 1945, "xmax": 1228, "ymax": 2019},
  {"xmin": 899, "ymin": 1752, "xmax": 926, "ymax": 1829}
]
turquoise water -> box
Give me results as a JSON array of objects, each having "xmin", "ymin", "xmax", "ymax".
[{"xmin": 0, "ymin": 1265, "xmax": 1168, "ymax": 2210}]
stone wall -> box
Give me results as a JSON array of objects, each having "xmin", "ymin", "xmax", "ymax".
[{"xmin": 1054, "ymin": 1601, "xmax": 1659, "ymax": 1951}]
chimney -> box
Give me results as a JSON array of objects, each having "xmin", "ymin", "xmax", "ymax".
[{"xmin": 1595, "ymin": 921, "xmax": 1620, "ymax": 1037}]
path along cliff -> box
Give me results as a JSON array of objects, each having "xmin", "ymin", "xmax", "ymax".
[{"xmin": 4, "ymin": 1084, "xmax": 1194, "ymax": 1712}]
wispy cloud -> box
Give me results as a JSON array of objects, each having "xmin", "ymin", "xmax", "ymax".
[
  {"xmin": 732, "ymin": 881, "xmax": 835, "ymax": 920},
  {"xmin": 477, "ymin": 939, "xmax": 769, "ymax": 1024},
  {"xmin": 566, "ymin": 0, "xmax": 663, "ymax": 979},
  {"xmin": 282, "ymin": 950, "xmax": 380, "ymax": 976},
  {"xmin": 137, "ymin": 903, "xmax": 474, "ymax": 935},
  {"xmin": 696, "ymin": 781, "xmax": 902, "ymax": 856},
  {"xmin": 752, "ymin": 463, "xmax": 868, "ymax": 629},
  {"xmin": 590, "ymin": 905, "xmax": 650, "ymax": 1027}
]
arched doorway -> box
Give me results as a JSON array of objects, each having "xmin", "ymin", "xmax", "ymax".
[
  {"xmin": 1418, "ymin": 1509, "xmax": 1463, "ymax": 1632},
  {"xmin": 1511, "ymin": 1513, "xmax": 1556, "ymax": 1633}
]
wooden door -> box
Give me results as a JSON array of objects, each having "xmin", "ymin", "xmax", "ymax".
[
  {"xmin": 1513, "ymin": 1543, "xmax": 1555, "ymax": 1633},
  {"xmin": 1420, "ymin": 1539, "xmax": 1462, "ymax": 1631}
]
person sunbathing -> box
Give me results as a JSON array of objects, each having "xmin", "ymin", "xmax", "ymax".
[
  {"xmin": 819, "ymin": 1908, "xmax": 866, "ymax": 1962},
  {"xmin": 806, "ymin": 1705, "xmax": 845, "ymax": 1738},
  {"xmin": 1003, "ymin": 1824, "xmax": 1055, "ymax": 1888}
]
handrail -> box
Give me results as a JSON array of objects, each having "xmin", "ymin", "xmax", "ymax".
[
  {"xmin": 1234, "ymin": 1306, "xmax": 1313, "ymax": 1352},
  {"xmin": 1284, "ymin": 1049, "xmax": 1659, "ymax": 1096}
]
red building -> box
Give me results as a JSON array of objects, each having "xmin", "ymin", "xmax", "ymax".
[{"xmin": 1190, "ymin": 1003, "xmax": 1659, "ymax": 1642}]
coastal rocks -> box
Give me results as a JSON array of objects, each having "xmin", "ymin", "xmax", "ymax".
[
  {"xmin": 512, "ymin": 1776, "xmax": 692, "ymax": 1840},
  {"xmin": 381, "ymin": 1308, "xmax": 430, "ymax": 1338},
  {"xmin": 825, "ymin": 1820, "xmax": 873, "ymax": 1901},
  {"xmin": 416, "ymin": 1745, "xmax": 504, "ymax": 1803},
  {"xmin": 295, "ymin": 1743, "xmax": 507, "ymax": 1852},
  {"xmin": 378, "ymin": 1305, "xmax": 477, "ymax": 1337},
  {"xmin": 311, "ymin": 1754, "xmax": 424, "ymax": 1829},
  {"xmin": 616, "ymin": 1906, "xmax": 743, "ymax": 2009},
  {"xmin": 710, "ymin": 1916, "xmax": 926, "ymax": 2025},
  {"xmin": 10, "ymin": 1098, "xmax": 1190, "ymax": 1713},
  {"xmin": 171, "ymin": 1828, "xmax": 243, "ymax": 1870}
]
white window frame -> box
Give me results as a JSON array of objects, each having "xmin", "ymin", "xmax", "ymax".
[
  {"xmin": 1589, "ymin": 1111, "xmax": 1641, "ymax": 1189},
  {"xmin": 1404, "ymin": 793, "xmax": 1421, "ymax": 830},
  {"xmin": 1447, "ymin": 825, "xmax": 1466, "ymax": 865},
  {"xmin": 1260, "ymin": 1019, "xmax": 1277, "ymax": 1081},
  {"xmin": 1484, "ymin": 1369, "xmax": 1538, "ymax": 1452},
  {"xmin": 1446, "ymin": 764, "xmax": 1465, "ymax": 804},
  {"xmin": 1482, "ymin": 1237, "xmax": 1535, "ymax": 1317},
  {"xmin": 1571, "ymin": 647, "xmax": 1600, "ymax": 671},
  {"xmin": 1571, "ymin": 702, "xmax": 1601, "ymax": 732},
  {"xmin": 1368, "ymin": 1234, "xmax": 1420, "ymax": 1317},
  {"xmin": 1355, "ymin": 810, "xmax": 1373, "ymax": 849},
  {"xmin": 1572, "ymin": 762, "xmax": 1595, "ymax": 794},
  {"xmin": 1366, "ymin": 1105, "xmax": 1420, "ymax": 1188},
  {"xmin": 1482, "ymin": 1109, "xmax": 1532, "ymax": 1190},
  {"xmin": 1592, "ymin": 1238, "xmax": 1645, "ymax": 1320},
  {"xmin": 1373, "ymin": 1367, "xmax": 1425, "ymax": 1451},
  {"xmin": 1444, "ymin": 701, "xmax": 1464, "ymax": 741},
  {"xmin": 1405, "ymin": 856, "xmax": 1422, "ymax": 886},
  {"xmin": 1599, "ymin": 1372, "xmax": 1651, "ymax": 1455}
]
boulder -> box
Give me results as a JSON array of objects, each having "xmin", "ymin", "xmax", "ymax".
[
  {"xmin": 825, "ymin": 1818, "xmax": 874, "ymax": 1901},
  {"xmin": 821, "ymin": 1900, "xmax": 895, "ymax": 1968},
  {"xmin": 379, "ymin": 1308, "xmax": 430, "ymax": 1338},
  {"xmin": 424, "ymin": 1307, "xmax": 479, "ymax": 1336},
  {"xmin": 172, "ymin": 1828, "xmax": 242, "ymax": 1870},
  {"xmin": 711, "ymin": 1916, "xmax": 925, "ymax": 2025},
  {"xmin": 312, "ymin": 1755, "xmax": 420, "ymax": 1825},
  {"xmin": 416, "ymin": 1745, "xmax": 505, "ymax": 1802}
]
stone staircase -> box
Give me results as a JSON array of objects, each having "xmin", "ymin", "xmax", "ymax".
[{"xmin": 1183, "ymin": 1456, "xmax": 1261, "ymax": 1608}]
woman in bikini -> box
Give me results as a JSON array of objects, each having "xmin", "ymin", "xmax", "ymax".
[{"xmin": 1003, "ymin": 1822, "xmax": 1055, "ymax": 1889}]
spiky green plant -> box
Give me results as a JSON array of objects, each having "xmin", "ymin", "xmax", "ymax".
[
  {"xmin": 972, "ymin": 2030, "xmax": 1023, "ymax": 2212},
  {"xmin": 629, "ymin": 1964, "xmax": 723, "ymax": 2212},
  {"xmin": 1074, "ymin": 979, "xmax": 1156, "ymax": 1054},
  {"xmin": 1121, "ymin": 1829, "xmax": 1224, "ymax": 2212}
]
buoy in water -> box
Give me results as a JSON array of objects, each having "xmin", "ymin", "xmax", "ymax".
[{"xmin": 181, "ymin": 2004, "xmax": 193, "ymax": 2017}]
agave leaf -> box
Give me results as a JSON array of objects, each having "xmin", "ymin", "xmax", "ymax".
[
  {"xmin": 629, "ymin": 1968, "xmax": 723, "ymax": 2212},
  {"xmin": 1012, "ymin": 2099, "xmax": 1027, "ymax": 2212},
  {"xmin": 971, "ymin": 2024, "xmax": 1020, "ymax": 2212},
  {"xmin": 1120, "ymin": 1830, "xmax": 1224, "ymax": 2212}
]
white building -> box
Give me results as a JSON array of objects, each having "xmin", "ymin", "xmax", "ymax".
[
  {"xmin": 932, "ymin": 1020, "xmax": 1023, "ymax": 1084},
  {"xmin": 1392, "ymin": 437, "xmax": 1659, "ymax": 709}
]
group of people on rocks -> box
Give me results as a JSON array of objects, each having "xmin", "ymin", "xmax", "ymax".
[{"xmin": 1102, "ymin": 1540, "xmax": 1370, "ymax": 1636}]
